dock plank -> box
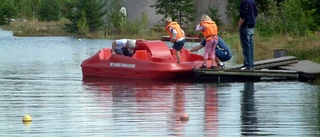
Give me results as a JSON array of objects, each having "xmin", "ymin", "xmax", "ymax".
[
  {"xmin": 226, "ymin": 56, "xmax": 298, "ymax": 70},
  {"xmin": 279, "ymin": 60, "xmax": 320, "ymax": 74},
  {"xmin": 279, "ymin": 60, "xmax": 320, "ymax": 81},
  {"xmin": 195, "ymin": 69, "xmax": 298, "ymax": 78},
  {"xmin": 193, "ymin": 56, "xmax": 319, "ymax": 82},
  {"xmin": 161, "ymin": 36, "xmax": 202, "ymax": 42}
]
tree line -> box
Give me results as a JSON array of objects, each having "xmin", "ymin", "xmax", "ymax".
[{"xmin": 0, "ymin": 0, "xmax": 319, "ymax": 36}]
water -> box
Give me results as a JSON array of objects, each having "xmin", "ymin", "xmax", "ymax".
[{"xmin": 1, "ymin": 29, "xmax": 320, "ymax": 136}]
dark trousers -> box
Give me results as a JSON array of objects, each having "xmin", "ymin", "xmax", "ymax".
[{"xmin": 239, "ymin": 27, "xmax": 255, "ymax": 68}]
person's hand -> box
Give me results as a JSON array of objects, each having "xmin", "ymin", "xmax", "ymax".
[
  {"xmin": 112, "ymin": 51, "xmax": 115, "ymax": 54},
  {"xmin": 170, "ymin": 39, "xmax": 175, "ymax": 43}
]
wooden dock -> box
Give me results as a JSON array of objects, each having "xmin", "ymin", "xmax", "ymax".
[
  {"xmin": 161, "ymin": 36, "xmax": 202, "ymax": 42},
  {"xmin": 194, "ymin": 56, "xmax": 320, "ymax": 82}
]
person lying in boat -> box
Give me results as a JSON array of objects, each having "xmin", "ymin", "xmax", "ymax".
[
  {"xmin": 189, "ymin": 36, "xmax": 232, "ymax": 67},
  {"xmin": 111, "ymin": 39, "xmax": 137, "ymax": 57}
]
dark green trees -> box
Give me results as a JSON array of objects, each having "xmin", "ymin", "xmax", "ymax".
[
  {"xmin": 151, "ymin": 0, "xmax": 196, "ymax": 28},
  {"xmin": 63, "ymin": 0, "xmax": 107, "ymax": 33},
  {"xmin": 0, "ymin": 0, "xmax": 17, "ymax": 25},
  {"xmin": 38, "ymin": 0, "xmax": 61, "ymax": 21}
]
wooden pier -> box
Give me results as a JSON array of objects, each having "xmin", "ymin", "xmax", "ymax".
[
  {"xmin": 161, "ymin": 36, "xmax": 202, "ymax": 42},
  {"xmin": 194, "ymin": 56, "xmax": 320, "ymax": 82}
]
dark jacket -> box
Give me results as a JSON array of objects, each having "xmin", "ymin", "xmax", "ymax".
[
  {"xmin": 200, "ymin": 36, "xmax": 233, "ymax": 62},
  {"xmin": 240, "ymin": 0, "xmax": 258, "ymax": 28}
]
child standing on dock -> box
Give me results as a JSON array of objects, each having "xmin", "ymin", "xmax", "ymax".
[
  {"xmin": 196, "ymin": 14, "xmax": 219, "ymax": 69},
  {"xmin": 165, "ymin": 17, "xmax": 186, "ymax": 63}
]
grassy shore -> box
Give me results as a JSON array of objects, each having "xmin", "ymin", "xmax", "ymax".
[
  {"xmin": 2, "ymin": 20, "xmax": 320, "ymax": 63},
  {"xmin": 1, "ymin": 19, "xmax": 73, "ymax": 36},
  {"xmin": 224, "ymin": 32, "xmax": 320, "ymax": 64}
]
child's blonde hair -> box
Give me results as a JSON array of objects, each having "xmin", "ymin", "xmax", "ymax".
[
  {"xmin": 164, "ymin": 17, "xmax": 172, "ymax": 24},
  {"xmin": 201, "ymin": 14, "xmax": 212, "ymax": 22}
]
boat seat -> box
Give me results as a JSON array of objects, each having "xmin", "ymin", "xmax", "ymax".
[
  {"xmin": 136, "ymin": 40, "xmax": 172, "ymax": 57},
  {"xmin": 99, "ymin": 48, "xmax": 112, "ymax": 60},
  {"xmin": 133, "ymin": 50, "xmax": 150, "ymax": 60}
]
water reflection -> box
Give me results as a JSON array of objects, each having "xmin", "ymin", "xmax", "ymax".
[
  {"xmin": 241, "ymin": 82, "xmax": 258, "ymax": 136},
  {"xmin": 82, "ymin": 78, "xmax": 190, "ymax": 136},
  {"xmin": 169, "ymin": 83, "xmax": 188, "ymax": 136},
  {"xmin": 82, "ymin": 78, "xmax": 223, "ymax": 136},
  {"xmin": 204, "ymin": 83, "xmax": 219, "ymax": 137}
]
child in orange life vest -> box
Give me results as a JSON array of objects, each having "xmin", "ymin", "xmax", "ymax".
[
  {"xmin": 164, "ymin": 17, "xmax": 186, "ymax": 63},
  {"xmin": 195, "ymin": 14, "xmax": 219, "ymax": 69}
]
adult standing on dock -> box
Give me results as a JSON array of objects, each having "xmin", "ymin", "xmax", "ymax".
[{"xmin": 238, "ymin": 0, "xmax": 258, "ymax": 70}]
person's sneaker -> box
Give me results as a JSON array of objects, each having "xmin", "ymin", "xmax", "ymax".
[
  {"xmin": 218, "ymin": 63, "xmax": 225, "ymax": 67},
  {"xmin": 199, "ymin": 64, "xmax": 207, "ymax": 69},
  {"xmin": 238, "ymin": 66, "xmax": 248, "ymax": 70}
]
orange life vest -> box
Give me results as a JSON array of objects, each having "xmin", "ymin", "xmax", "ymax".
[
  {"xmin": 200, "ymin": 21, "xmax": 218, "ymax": 41},
  {"xmin": 165, "ymin": 22, "xmax": 184, "ymax": 42}
]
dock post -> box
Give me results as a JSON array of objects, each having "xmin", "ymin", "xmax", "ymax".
[{"xmin": 273, "ymin": 49, "xmax": 287, "ymax": 58}]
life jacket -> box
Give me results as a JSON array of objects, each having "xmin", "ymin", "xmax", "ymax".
[
  {"xmin": 165, "ymin": 22, "xmax": 184, "ymax": 42},
  {"xmin": 200, "ymin": 21, "xmax": 218, "ymax": 41}
]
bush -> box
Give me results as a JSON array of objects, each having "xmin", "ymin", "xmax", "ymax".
[{"xmin": 38, "ymin": 0, "xmax": 61, "ymax": 21}]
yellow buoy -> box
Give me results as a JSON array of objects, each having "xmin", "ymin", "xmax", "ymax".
[
  {"xmin": 23, "ymin": 115, "xmax": 32, "ymax": 122},
  {"xmin": 23, "ymin": 121, "xmax": 32, "ymax": 126}
]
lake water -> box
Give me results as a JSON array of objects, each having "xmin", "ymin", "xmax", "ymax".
[{"xmin": 1, "ymin": 29, "xmax": 320, "ymax": 137}]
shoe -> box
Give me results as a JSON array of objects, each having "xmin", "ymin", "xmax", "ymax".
[
  {"xmin": 238, "ymin": 66, "xmax": 248, "ymax": 70},
  {"xmin": 218, "ymin": 63, "xmax": 225, "ymax": 67},
  {"xmin": 199, "ymin": 64, "xmax": 207, "ymax": 69},
  {"xmin": 238, "ymin": 66, "xmax": 254, "ymax": 70}
]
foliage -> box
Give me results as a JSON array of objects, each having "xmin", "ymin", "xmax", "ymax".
[
  {"xmin": 105, "ymin": 0, "xmax": 125, "ymax": 34},
  {"xmin": 104, "ymin": 0, "xmax": 149, "ymax": 36},
  {"xmin": 227, "ymin": 0, "xmax": 317, "ymax": 35},
  {"xmin": 77, "ymin": 10, "xmax": 89, "ymax": 35},
  {"xmin": 0, "ymin": 0, "xmax": 17, "ymax": 25},
  {"xmin": 9, "ymin": 0, "xmax": 65, "ymax": 20},
  {"xmin": 151, "ymin": 0, "xmax": 196, "ymax": 28},
  {"xmin": 208, "ymin": 5, "xmax": 222, "ymax": 27},
  {"xmin": 256, "ymin": 0, "xmax": 314, "ymax": 36},
  {"xmin": 13, "ymin": 0, "xmax": 34, "ymax": 20},
  {"xmin": 300, "ymin": 0, "xmax": 320, "ymax": 30},
  {"xmin": 38, "ymin": 0, "xmax": 61, "ymax": 21},
  {"xmin": 226, "ymin": 0, "xmax": 240, "ymax": 30},
  {"xmin": 63, "ymin": 0, "xmax": 107, "ymax": 33},
  {"xmin": 122, "ymin": 13, "xmax": 149, "ymax": 35}
]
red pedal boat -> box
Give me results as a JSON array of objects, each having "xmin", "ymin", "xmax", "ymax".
[{"xmin": 81, "ymin": 40, "xmax": 207, "ymax": 80}]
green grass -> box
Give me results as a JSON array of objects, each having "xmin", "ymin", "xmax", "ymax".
[{"xmin": 223, "ymin": 32, "xmax": 320, "ymax": 64}]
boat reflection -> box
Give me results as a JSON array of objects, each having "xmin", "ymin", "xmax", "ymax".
[
  {"xmin": 82, "ymin": 78, "xmax": 219, "ymax": 136},
  {"xmin": 82, "ymin": 78, "xmax": 189, "ymax": 135}
]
